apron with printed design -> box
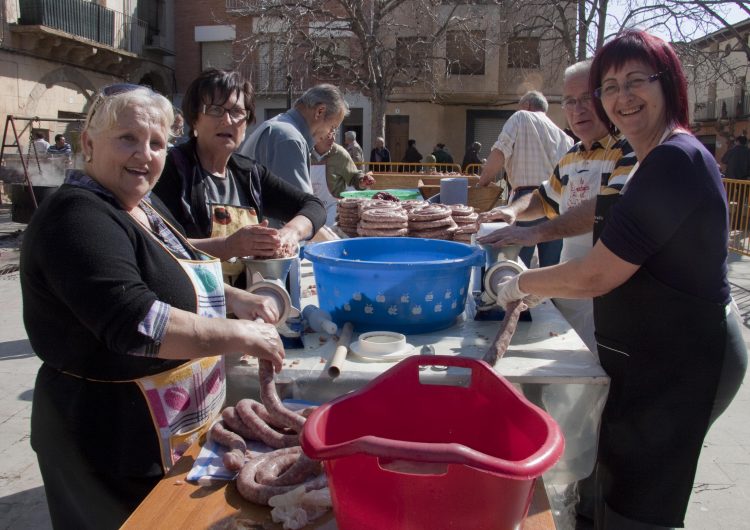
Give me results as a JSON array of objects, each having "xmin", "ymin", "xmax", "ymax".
[
  {"xmin": 125, "ymin": 209, "xmax": 229, "ymax": 470},
  {"xmin": 554, "ymin": 144, "xmax": 613, "ymax": 355},
  {"xmin": 208, "ymin": 203, "xmax": 259, "ymax": 282},
  {"xmin": 133, "ymin": 250, "xmax": 227, "ymax": 469}
]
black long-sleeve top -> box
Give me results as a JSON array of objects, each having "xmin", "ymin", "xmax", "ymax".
[{"xmin": 21, "ymin": 185, "xmax": 198, "ymax": 477}]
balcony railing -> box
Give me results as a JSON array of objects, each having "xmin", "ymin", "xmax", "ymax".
[
  {"xmin": 694, "ymin": 100, "xmax": 717, "ymax": 121},
  {"xmin": 718, "ymin": 95, "xmax": 750, "ymax": 119},
  {"xmin": 226, "ymin": 0, "xmax": 250, "ymax": 11},
  {"xmin": 226, "ymin": 0, "xmax": 298, "ymax": 12},
  {"xmin": 695, "ymin": 94, "xmax": 750, "ymax": 121},
  {"xmin": 17, "ymin": 0, "xmax": 148, "ymax": 55}
]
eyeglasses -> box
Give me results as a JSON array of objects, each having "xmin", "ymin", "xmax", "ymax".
[
  {"xmin": 202, "ymin": 104, "xmax": 248, "ymax": 122},
  {"xmin": 594, "ymin": 72, "xmax": 662, "ymax": 100},
  {"xmin": 561, "ymin": 94, "xmax": 593, "ymax": 110},
  {"xmin": 86, "ymin": 83, "xmax": 145, "ymax": 127}
]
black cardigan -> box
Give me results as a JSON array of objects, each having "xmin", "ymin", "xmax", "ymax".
[
  {"xmin": 152, "ymin": 139, "xmax": 325, "ymax": 239},
  {"xmin": 21, "ymin": 185, "xmax": 199, "ymax": 476}
]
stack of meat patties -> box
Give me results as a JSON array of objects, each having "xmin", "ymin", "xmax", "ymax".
[
  {"xmin": 450, "ymin": 204, "xmax": 479, "ymax": 243},
  {"xmin": 335, "ymin": 198, "xmax": 362, "ymax": 237},
  {"xmin": 336, "ymin": 198, "xmax": 480, "ymax": 244},
  {"xmin": 407, "ymin": 204, "xmax": 457, "ymax": 240},
  {"xmin": 357, "ymin": 199, "xmax": 408, "ymax": 237}
]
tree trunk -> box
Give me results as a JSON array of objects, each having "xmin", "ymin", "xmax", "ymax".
[{"xmin": 370, "ymin": 92, "xmax": 387, "ymax": 147}]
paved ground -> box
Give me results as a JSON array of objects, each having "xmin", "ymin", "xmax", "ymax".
[{"xmin": 0, "ymin": 203, "xmax": 749, "ymax": 529}]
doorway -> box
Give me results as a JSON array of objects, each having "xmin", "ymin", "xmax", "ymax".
[{"xmin": 386, "ymin": 115, "xmax": 409, "ymax": 163}]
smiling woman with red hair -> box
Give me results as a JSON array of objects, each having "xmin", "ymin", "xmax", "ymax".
[{"xmin": 493, "ymin": 29, "xmax": 747, "ymax": 529}]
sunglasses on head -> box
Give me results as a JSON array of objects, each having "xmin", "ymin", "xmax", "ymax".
[{"xmin": 86, "ymin": 83, "xmax": 149, "ymax": 126}]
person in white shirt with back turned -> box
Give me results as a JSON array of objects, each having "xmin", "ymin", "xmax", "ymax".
[{"xmin": 478, "ymin": 90, "xmax": 573, "ymax": 267}]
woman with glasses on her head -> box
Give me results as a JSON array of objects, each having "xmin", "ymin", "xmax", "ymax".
[
  {"xmin": 152, "ymin": 69, "xmax": 325, "ymax": 288},
  {"xmin": 494, "ymin": 29, "xmax": 747, "ymax": 528},
  {"xmin": 21, "ymin": 83, "xmax": 287, "ymax": 529}
]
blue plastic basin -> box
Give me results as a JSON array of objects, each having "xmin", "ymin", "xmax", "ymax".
[{"xmin": 302, "ymin": 238, "xmax": 485, "ymax": 334}]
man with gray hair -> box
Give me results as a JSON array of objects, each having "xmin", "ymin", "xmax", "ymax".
[
  {"xmin": 343, "ymin": 130, "xmax": 364, "ymax": 162},
  {"xmin": 478, "ymin": 60, "xmax": 636, "ymax": 354},
  {"xmin": 370, "ymin": 136, "xmax": 391, "ymax": 164},
  {"xmin": 240, "ymin": 84, "xmax": 350, "ymax": 196},
  {"xmin": 477, "ymin": 89, "xmax": 573, "ymax": 268}
]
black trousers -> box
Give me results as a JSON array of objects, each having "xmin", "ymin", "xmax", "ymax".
[
  {"xmin": 37, "ymin": 452, "xmax": 159, "ymax": 530},
  {"xmin": 576, "ymin": 310, "xmax": 747, "ymax": 529}
]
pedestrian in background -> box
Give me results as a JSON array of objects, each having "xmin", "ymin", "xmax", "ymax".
[
  {"xmin": 169, "ymin": 108, "xmax": 188, "ymax": 147},
  {"xmin": 343, "ymin": 130, "xmax": 364, "ymax": 162},
  {"xmin": 401, "ymin": 138, "xmax": 422, "ymax": 172},
  {"xmin": 432, "ymin": 143, "xmax": 454, "ymax": 172},
  {"xmin": 46, "ymin": 134, "xmax": 71, "ymax": 157},
  {"xmin": 369, "ymin": 136, "xmax": 391, "ymax": 166},
  {"xmin": 462, "ymin": 141, "xmax": 483, "ymax": 174},
  {"xmin": 31, "ymin": 131, "xmax": 50, "ymax": 154},
  {"xmin": 312, "ymin": 131, "xmax": 375, "ymax": 224},
  {"xmin": 722, "ymin": 134, "xmax": 750, "ymax": 180}
]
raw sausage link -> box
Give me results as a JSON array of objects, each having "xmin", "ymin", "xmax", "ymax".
[
  {"xmin": 209, "ymin": 421, "xmax": 247, "ymax": 452},
  {"xmin": 482, "ymin": 300, "xmax": 527, "ymax": 366},
  {"xmin": 223, "ymin": 406, "xmax": 296, "ymax": 448},
  {"xmin": 235, "ymin": 398, "xmax": 288, "ymax": 430},
  {"xmin": 234, "ymin": 399, "xmax": 300, "ymax": 449},
  {"xmin": 236, "ymin": 450, "xmax": 327, "ymax": 505},
  {"xmin": 258, "ymin": 360, "xmax": 306, "ymax": 433},
  {"xmin": 223, "ymin": 448, "xmax": 248, "ymax": 473},
  {"xmin": 221, "ymin": 406, "xmax": 259, "ymax": 440},
  {"xmin": 255, "ymin": 449, "xmax": 322, "ymax": 487}
]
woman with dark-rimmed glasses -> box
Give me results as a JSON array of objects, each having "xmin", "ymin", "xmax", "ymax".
[
  {"xmin": 152, "ymin": 69, "xmax": 325, "ymax": 288},
  {"xmin": 493, "ymin": 30, "xmax": 747, "ymax": 528},
  {"xmin": 21, "ymin": 83, "xmax": 287, "ymax": 529}
]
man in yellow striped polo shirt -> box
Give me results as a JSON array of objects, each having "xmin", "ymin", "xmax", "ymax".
[{"xmin": 478, "ymin": 59, "xmax": 637, "ymax": 355}]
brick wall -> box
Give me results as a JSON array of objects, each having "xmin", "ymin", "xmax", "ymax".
[{"xmin": 174, "ymin": 0, "xmax": 255, "ymax": 97}]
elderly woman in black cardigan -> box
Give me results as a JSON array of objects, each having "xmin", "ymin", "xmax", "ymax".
[{"xmin": 21, "ymin": 83, "xmax": 287, "ymax": 530}]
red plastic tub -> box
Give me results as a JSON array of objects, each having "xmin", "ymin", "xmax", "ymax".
[{"xmin": 301, "ymin": 355, "xmax": 564, "ymax": 530}]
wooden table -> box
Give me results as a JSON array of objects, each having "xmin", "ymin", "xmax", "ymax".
[{"xmin": 122, "ymin": 438, "xmax": 558, "ymax": 529}]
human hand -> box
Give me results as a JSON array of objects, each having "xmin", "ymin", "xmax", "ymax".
[
  {"xmin": 276, "ymin": 228, "xmax": 301, "ymax": 258},
  {"xmin": 226, "ymin": 220, "xmax": 281, "ymax": 258},
  {"xmin": 238, "ymin": 319, "xmax": 285, "ymax": 372},
  {"xmin": 476, "ymin": 224, "xmax": 537, "ymax": 248},
  {"xmin": 360, "ymin": 172, "xmax": 376, "ymax": 187},
  {"xmin": 494, "ymin": 273, "xmax": 543, "ymax": 310},
  {"xmin": 232, "ymin": 291, "xmax": 282, "ymax": 324},
  {"xmin": 478, "ymin": 206, "xmax": 516, "ymax": 224}
]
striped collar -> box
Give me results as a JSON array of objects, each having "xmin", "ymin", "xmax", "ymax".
[{"xmin": 576, "ymin": 134, "xmax": 616, "ymax": 153}]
